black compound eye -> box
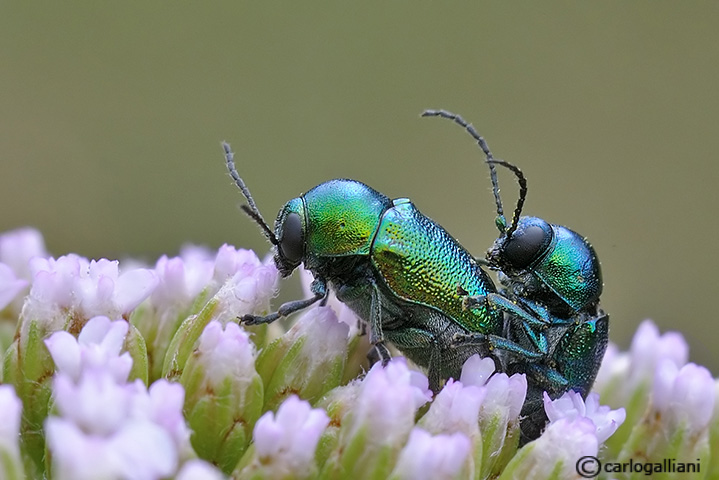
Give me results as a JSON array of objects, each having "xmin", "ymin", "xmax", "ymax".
[
  {"xmin": 279, "ymin": 212, "xmax": 304, "ymax": 262},
  {"xmin": 502, "ymin": 224, "xmax": 550, "ymax": 269}
]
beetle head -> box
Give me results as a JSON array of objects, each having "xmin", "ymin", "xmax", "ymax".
[{"xmin": 273, "ymin": 198, "xmax": 305, "ymax": 277}]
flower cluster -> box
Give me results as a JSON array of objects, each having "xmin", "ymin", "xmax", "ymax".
[{"xmin": 0, "ymin": 226, "xmax": 716, "ymax": 479}]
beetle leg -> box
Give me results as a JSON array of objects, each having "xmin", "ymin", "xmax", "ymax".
[
  {"xmin": 451, "ymin": 332, "xmax": 545, "ymax": 360},
  {"xmin": 384, "ymin": 327, "xmax": 441, "ymax": 393},
  {"xmin": 464, "ymin": 293, "xmax": 548, "ymax": 328},
  {"xmin": 367, "ymin": 279, "xmax": 384, "ymax": 345},
  {"xmin": 523, "ymin": 362, "xmax": 570, "ymax": 392},
  {"xmin": 364, "ymin": 279, "xmax": 393, "ymax": 366},
  {"xmin": 462, "ymin": 292, "xmax": 552, "ymax": 359},
  {"xmin": 241, "ymin": 278, "xmax": 328, "ymax": 325},
  {"xmin": 367, "ymin": 342, "xmax": 392, "ymax": 367}
]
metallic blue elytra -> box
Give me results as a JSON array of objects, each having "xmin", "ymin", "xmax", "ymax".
[
  {"xmin": 423, "ymin": 109, "xmax": 609, "ymax": 444},
  {"xmin": 222, "ymin": 143, "xmax": 502, "ymax": 392}
]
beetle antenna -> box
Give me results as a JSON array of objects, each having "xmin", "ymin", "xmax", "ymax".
[
  {"xmin": 222, "ymin": 141, "xmax": 279, "ymax": 245},
  {"xmin": 486, "ymin": 159, "xmax": 527, "ymax": 238},
  {"xmin": 421, "ymin": 109, "xmax": 506, "ymax": 232}
]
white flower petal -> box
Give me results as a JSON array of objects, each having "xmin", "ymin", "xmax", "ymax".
[
  {"xmin": 45, "ymin": 331, "xmax": 82, "ymax": 379},
  {"xmin": 114, "ymin": 268, "xmax": 158, "ymax": 314},
  {"xmin": 112, "ymin": 421, "xmax": 178, "ymax": 480},
  {"xmin": 544, "ymin": 391, "xmax": 625, "ymax": 444},
  {"xmin": 0, "ymin": 385, "xmax": 22, "ymax": 453},
  {"xmin": 176, "ymin": 460, "xmax": 224, "ymax": 480},
  {"xmin": 392, "ymin": 428, "xmax": 471, "ymax": 480},
  {"xmin": 0, "ymin": 262, "xmax": 28, "ymax": 310},
  {"xmin": 459, "ymin": 354, "xmax": 497, "ymax": 387}
]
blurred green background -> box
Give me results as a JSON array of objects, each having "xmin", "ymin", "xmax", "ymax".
[{"xmin": 1, "ymin": 3, "xmax": 717, "ymax": 374}]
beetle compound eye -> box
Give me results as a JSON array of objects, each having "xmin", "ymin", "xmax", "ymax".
[
  {"xmin": 279, "ymin": 212, "xmax": 304, "ymax": 262},
  {"xmin": 503, "ymin": 224, "xmax": 550, "ymax": 269}
]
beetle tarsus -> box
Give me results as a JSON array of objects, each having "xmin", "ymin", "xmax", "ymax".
[
  {"xmin": 240, "ymin": 312, "xmax": 279, "ymax": 326},
  {"xmin": 367, "ymin": 342, "xmax": 392, "ymax": 367}
]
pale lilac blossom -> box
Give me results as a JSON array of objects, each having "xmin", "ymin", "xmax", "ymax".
[
  {"xmin": 456, "ymin": 354, "xmax": 527, "ymax": 477},
  {"xmin": 0, "ymin": 262, "xmax": 28, "ymax": 310},
  {"xmin": 460, "ymin": 354, "xmax": 527, "ymax": 421},
  {"xmin": 3, "ymin": 226, "xmax": 717, "ymax": 478},
  {"xmin": 181, "ymin": 320, "xmax": 263, "ymax": 472},
  {"xmin": 152, "ymin": 243, "xmax": 263, "ymax": 309},
  {"xmin": 195, "ymin": 320, "xmax": 255, "ymax": 386},
  {"xmin": 544, "ymin": 391, "xmax": 625, "ymax": 444},
  {"xmin": 252, "ymin": 395, "xmax": 330, "ymax": 477},
  {"xmin": 320, "ymin": 360, "xmax": 432, "ymax": 479},
  {"xmin": 0, "ymin": 385, "xmax": 23, "ymax": 469},
  {"xmin": 215, "ymin": 245, "xmax": 278, "ymax": 302},
  {"xmin": 629, "ymin": 319, "xmax": 688, "ymax": 379},
  {"xmin": 513, "ymin": 417, "xmax": 599, "ymax": 478},
  {"xmin": 459, "ymin": 353, "xmax": 496, "ymax": 387},
  {"xmin": 44, "ymin": 316, "xmax": 132, "ymax": 383},
  {"xmin": 46, "ymin": 373, "xmax": 186, "ymax": 479},
  {"xmin": 133, "ymin": 380, "xmax": 192, "ymax": 459},
  {"xmin": 652, "ymin": 360, "xmax": 715, "ymax": 432},
  {"xmin": 418, "ymin": 378, "xmax": 485, "ymax": 437},
  {"xmin": 252, "ymin": 301, "xmax": 355, "ymax": 412},
  {"xmin": 592, "ymin": 320, "xmax": 691, "ymax": 418},
  {"xmin": 390, "ymin": 428, "xmax": 471, "ymax": 480},
  {"xmin": 294, "ymin": 304, "xmax": 350, "ymax": 362},
  {"xmin": 347, "ymin": 359, "xmax": 432, "ymax": 446},
  {"xmin": 151, "ymin": 254, "xmax": 214, "ymax": 311},
  {"xmin": 175, "ymin": 460, "xmax": 224, "ymax": 480},
  {"xmin": 0, "ymin": 227, "xmax": 47, "ymax": 281},
  {"xmin": 300, "ymin": 266, "xmax": 360, "ymax": 333},
  {"xmin": 27, "ymin": 254, "xmax": 157, "ymax": 324},
  {"xmin": 208, "ymin": 248, "xmax": 278, "ymax": 322},
  {"xmin": 45, "ymin": 317, "xmax": 189, "ymax": 479},
  {"xmin": 53, "ymin": 370, "xmax": 135, "ymax": 435},
  {"xmin": 46, "ymin": 416, "xmax": 176, "ymax": 480}
]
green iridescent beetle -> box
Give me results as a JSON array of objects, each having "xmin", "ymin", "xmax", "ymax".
[
  {"xmin": 423, "ymin": 109, "xmax": 609, "ymax": 442},
  {"xmin": 223, "ymin": 110, "xmax": 609, "ymax": 442},
  {"xmin": 221, "ymin": 142, "xmax": 503, "ymax": 392}
]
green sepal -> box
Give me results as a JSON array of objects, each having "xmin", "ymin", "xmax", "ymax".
[
  {"xmin": 182, "ymin": 361, "xmax": 263, "ymax": 474},
  {"xmin": 162, "ymin": 298, "xmax": 219, "ymax": 381},
  {"xmin": 478, "ymin": 412, "xmax": 520, "ymax": 479},
  {"xmin": 616, "ymin": 412, "xmax": 711, "ymax": 475},
  {"xmin": 3, "ymin": 318, "xmax": 55, "ymax": 475},
  {"xmin": 314, "ymin": 384, "xmax": 356, "ymax": 469},
  {"xmin": 497, "ymin": 442, "xmax": 563, "ymax": 480},
  {"xmin": 487, "ymin": 420, "xmax": 520, "ymax": 479},
  {"xmin": 124, "ymin": 323, "xmax": 148, "ymax": 384},
  {"xmin": 256, "ymin": 328, "xmax": 347, "ymax": 413},
  {"xmin": 229, "ymin": 443, "xmax": 261, "ymax": 480}
]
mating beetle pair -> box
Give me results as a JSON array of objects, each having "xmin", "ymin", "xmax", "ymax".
[{"xmin": 223, "ymin": 110, "xmax": 608, "ymax": 442}]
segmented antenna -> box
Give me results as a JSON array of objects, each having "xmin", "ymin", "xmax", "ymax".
[
  {"xmin": 421, "ymin": 109, "xmax": 505, "ymax": 228},
  {"xmin": 222, "ymin": 141, "xmax": 278, "ymax": 245},
  {"xmin": 421, "ymin": 109, "xmax": 529, "ymax": 239},
  {"xmin": 486, "ymin": 159, "xmax": 527, "ymax": 238}
]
